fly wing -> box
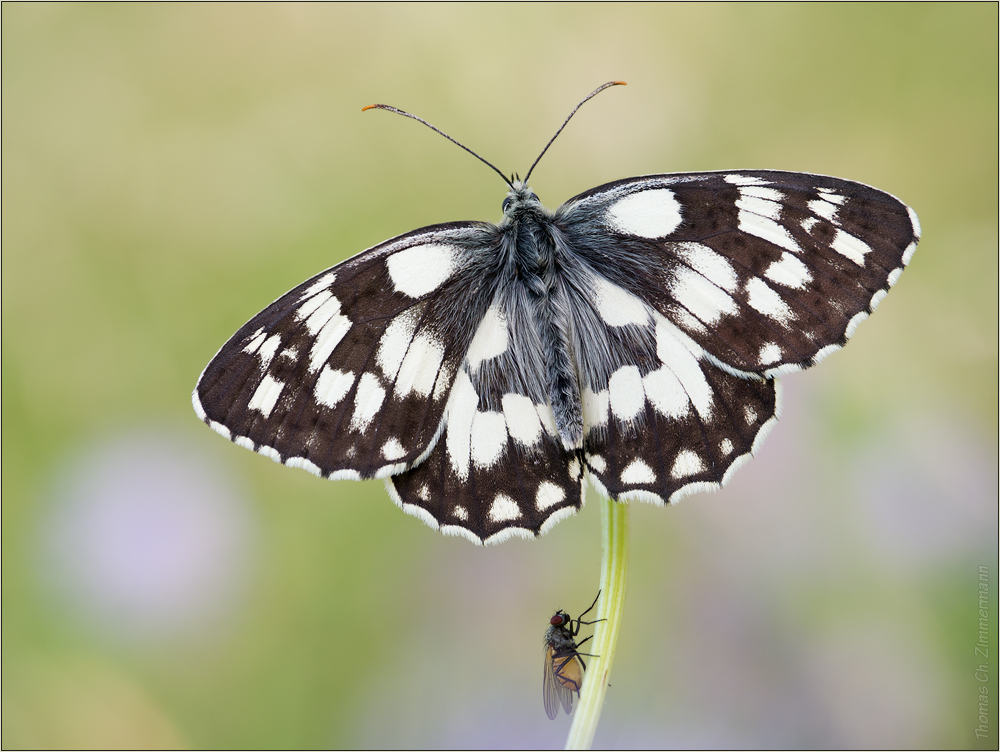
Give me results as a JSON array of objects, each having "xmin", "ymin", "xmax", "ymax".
[{"xmin": 543, "ymin": 645, "xmax": 562, "ymax": 720}]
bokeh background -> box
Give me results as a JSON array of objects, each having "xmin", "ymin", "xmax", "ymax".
[{"xmin": 3, "ymin": 4, "xmax": 997, "ymax": 749}]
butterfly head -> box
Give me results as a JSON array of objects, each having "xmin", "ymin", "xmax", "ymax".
[{"xmin": 501, "ymin": 181, "xmax": 543, "ymax": 220}]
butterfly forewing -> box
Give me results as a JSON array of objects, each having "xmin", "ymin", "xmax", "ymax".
[
  {"xmin": 556, "ymin": 170, "xmax": 920, "ymax": 377},
  {"xmin": 195, "ymin": 222, "xmax": 499, "ymax": 480}
]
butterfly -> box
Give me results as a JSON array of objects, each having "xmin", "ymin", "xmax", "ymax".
[
  {"xmin": 543, "ymin": 592, "xmax": 603, "ymax": 720},
  {"xmin": 193, "ymin": 82, "xmax": 921, "ymax": 545}
]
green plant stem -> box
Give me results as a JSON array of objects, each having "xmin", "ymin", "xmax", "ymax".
[{"xmin": 565, "ymin": 496, "xmax": 629, "ymax": 750}]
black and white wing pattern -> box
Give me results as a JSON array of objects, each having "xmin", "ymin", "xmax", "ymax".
[
  {"xmin": 195, "ymin": 169, "xmax": 919, "ymax": 545},
  {"xmin": 194, "ymin": 218, "xmax": 585, "ymax": 545},
  {"xmin": 554, "ymin": 170, "xmax": 919, "ymax": 504},
  {"xmin": 195, "ymin": 221, "xmax": 497, "ymax": 482}
]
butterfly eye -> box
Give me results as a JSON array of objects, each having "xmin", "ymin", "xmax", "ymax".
[{"xmin": 502, "ymin": 197, "xmax": 512, "ymax": 212}]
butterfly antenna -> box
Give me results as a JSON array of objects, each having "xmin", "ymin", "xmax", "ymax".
[
  {"xmin": 362, "ymin": 103, "xmax": 514, "ymax": 190},
  {"xmin": 523, "ymin": 81, "xmax": 627, "ymax": 184}
]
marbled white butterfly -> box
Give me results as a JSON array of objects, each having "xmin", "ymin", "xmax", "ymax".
[{"xmin": 193, "ymin": 83, "xmax": 920, "ymax": 545}]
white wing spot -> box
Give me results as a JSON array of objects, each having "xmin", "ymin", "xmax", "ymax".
[
  {"xmin": 432, "ymin": 361, "xmax": 454, "ymax": 401},
  {"xmin": 453, "ymin": 505, "xmax": 468, "ymax": 521},
  {"xmin": 807, "ymin": 198, "xmax": 840, "ymax": 223},
  {"xmin": 257, "ymin": 445, "xmax": 280, "ymax": 462},
  {"xmin": 654, "ymin": 314, "xmax": 714, "ymax": 420},
  {"xmin": 831, "ymin": 229, "xmax": 873, "ymax": 266},
  {"xmin": 675, "ymin": 308, "xmax": 707, "ymax": 334},
  {"xmin": 719, "ymin": 438, "xmax": 734, "ymax": 456},
  {"xmin": 746, "ymin": 278, "xmax": 794, "ymax": 325},
  {"xmin": 621, "ymin": 459, "xmax": 656, "ymax": 484},
  {"xmin": 471, "ymin": 410, "xmax": 507, "ymax": 469},
  {"xmin": 536, "ymin": 402, "xmax": 559, "ymax": 437},
  {"xmin": 764, "ymin": 252, "xmax": 812, "ymax": 289},
  {"xmin": 300, "ymin": 292, "xmax": 344, "ymax": 336},
  {"xmin": 502, "ymin": 393, "xmax": 543, "ymax": 447},
  {"xmin": 607, "ymin": 188, "xmax": 683, "ymax": 238},
  {"xmin": 306, "ymin": 298, "xmax": 351, "ymax": 373},
  {"xmin": 568, "ymin": 458, "xmax": 581, "ymax": 481},
  {"xmin": 350, "ymin": 372, "xmax": 386, "ymax": 432},
  {"xmin": 671, "ymin": 265, "xmax": 738, "ymax": 325},
  {"xmin": 870, "ymin": 288, "xmax": 888, "ymax": 310},
  {"xmin": 608, "ymin": 365, "xmax": 645, "ymax": 421},
  {"xmin": 670, "ymin": 450, "xmax": 704, "ymax": 479},
  {"xmin": 676, "ymin": 242, "xmax": 738, "ymax": 292},
  {"xmin": 299, "ymin": 273, "xmax": 336, "ymax": 300},
  {"xmin": 846, "ymin": 310, "xmax": 869, "ymax": 338},
  {"xmin": 315, "ymin": 367, "xmax": 354, "ymax": 408},
  {"xmin": 817, "ymin": 188, "xmax": 846, "ymax": 205},
  {"xmin": 588, "ymin": 454, "xmax": 608, "ymax": 473},
  {"xmin": 279, "ymin": 346, "xmax": 298, "ymax": 360},
  {"xmin": 295, "ymin": 290, "xmax": 333, "ymax": 326},
  {"xmin": 744, "ymin": 404, "xmax": 758, "ymax": 425},
  {"xmin": 582, "ymin": 386, "xmax": 609, "ymax": 431},
  {"xmin": 466, "ymin": 302, "xmax": 508, "ymax": 372},
  {"xmin": 286, "ymin": 456, "xmax": 322, "ymax": 476},
  {"xmin": 248, "ymin": 375, "xmax": 284, "ymax": 418},
  {"xmin": 801, "ymin": 216, "xmax": 819, "ymax": 233},
  {"xmin": 736, "ymin": 188, "xmax": 783, "ymax": 220},
  {"xmin": 242, "ymin": 328, "xmax": 266, "ymax": 355},
  {"xmin": 907, "ymin": 206, "xmax": 922, "ymax": 239},
  {"xmin": 395, "ymin": 331, "xmax": 446, "ymax": 398},
  {"xmin": 386, "ymin": 243, "xmax": 458, "ymax": 298},
  {"xmin": 738, "ymin": 210, "xmax": 803, "ymax": 255},
  {"xmin": 642, "ymin": 366, "xmax": 690, "ymax": 420},
  {"xmin": 488, "ymin": 494, "xmax": 522, "ymax": 523},
  {"xmin": 724, "ymin": 174, "xmax": 768, "ymax": 186},
  {"xmin": 535, "ymin": 481, "xmax": 566, "ymax": 511},
  {"xmin": 445, "ymin": 369, "xmax": 479, "ymax": 481},
  {"xmin": 256, "ymin": 334, "xmax": 282, "ymax": 371},
  {"xmin": 759, "ymin": 342, "xmax": 782, "ymax": 365},
  {"xmin": 591, "ymin": 276, "xmax": 650, "ymax": 326},
  {"xmin": 377, "ymin": 310, "xmax": 419, "ymax": 381},
  {"xmin": 417, "ymin": 485, "xmax": 431, "ymax": 502},
  {"xmin": 381, "ymin": 437, "xmax": 406, "ymax": 461}
]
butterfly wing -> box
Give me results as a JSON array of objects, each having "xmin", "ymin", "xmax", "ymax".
[
  {"xmin": 553, "ymin": 170, "xmax": 919, "ymax": 503},
  {"xmin": 194, "ymin": 221, "xmax": 501, "ymax": 481},
  {"xmin": 556, "ymin": 170, "xmax": 920, "ymax": 376},
  {"xmin": 387, "ymin": 293, "xmax": 585, "ymax": 545}
]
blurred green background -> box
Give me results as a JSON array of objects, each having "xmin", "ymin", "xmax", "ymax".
[{"xmin": 3, "ymin": 4, "xmax": 997, "ymax": 749}]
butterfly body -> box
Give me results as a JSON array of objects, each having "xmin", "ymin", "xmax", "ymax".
[{"xmin": 195, "ymin": 168, "xmax": 919, "ymax": 545}]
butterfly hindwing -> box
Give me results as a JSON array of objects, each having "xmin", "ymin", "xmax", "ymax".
[
  {"xmin": 387, "ymin": 295, "xmax": 585, "ymax": 544},
  {"xmin": 555, "ymin": 170, "xmax": 920, "ymax": 377},
  {"xmin": 576, "ymin": 307, "xmax": 780, "ymax": 504},
  {"xmin": 194, "ymin": 221, "xmax": 500, "ymax": 480}
]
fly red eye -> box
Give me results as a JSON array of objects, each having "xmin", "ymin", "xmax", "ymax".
[{"xmin": 550, "ymin": 613, "xmax": 565, "ymax": 626}]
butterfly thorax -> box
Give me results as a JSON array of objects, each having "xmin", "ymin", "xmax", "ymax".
[{"xmin": 498, "ymin": 183, "xmax": 584, "ymax": 450}]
